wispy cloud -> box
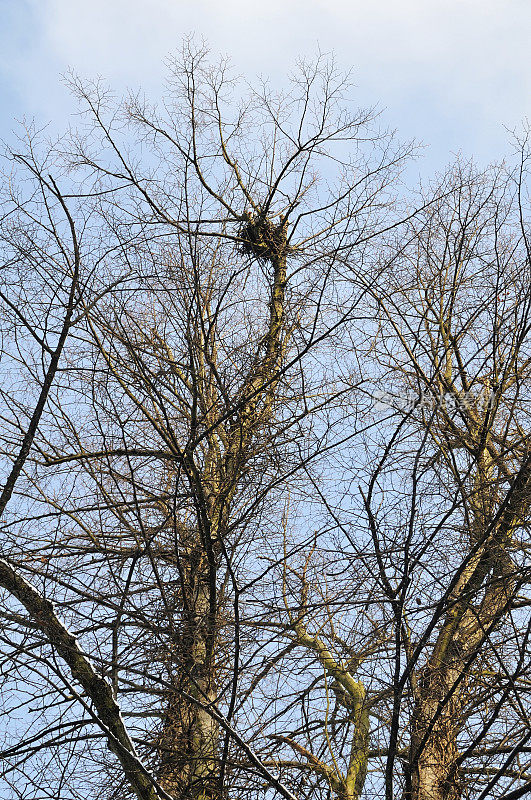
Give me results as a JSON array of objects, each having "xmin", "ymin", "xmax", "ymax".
[{"xmin": 1, "ymin": 0, "xmax": 529, "ymax": 166}]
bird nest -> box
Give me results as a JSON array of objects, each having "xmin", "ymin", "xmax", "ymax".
[{"xmin": 238, "ymin": 212, "xmax": 290, "ymax": 262}]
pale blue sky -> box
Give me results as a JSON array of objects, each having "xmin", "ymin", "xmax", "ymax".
[{"xmin": 0, "ymin": 0, "xmax": 530, "ymax": 174}]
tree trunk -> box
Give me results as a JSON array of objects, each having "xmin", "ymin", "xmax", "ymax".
[
  {"xmin": 408, "ymin": 547, "xmax": 515, "ymax": 800},
  {"xmin": 409, "ymin": 664, "xmax": 462, "ymax": 800},
  {"xmin": 157, "ymin": 540, "xmax": 220, "ymax": 800}
]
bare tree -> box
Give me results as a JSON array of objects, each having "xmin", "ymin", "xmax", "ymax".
[
  {"xmin": 0, "ymin": 44, "xmax": 411, "ymax": 800},
  {"xmin": 346, "ymin": 155, "xmax": 531, "ymax": 800},
  {"xmin": 0, "ymin": 43, "xmax": 530, "ymax": 800}
]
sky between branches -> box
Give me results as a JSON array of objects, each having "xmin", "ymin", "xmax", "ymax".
[{"xmin": 0, "ymin": 0, "xmax": 530, "ymax": 175}]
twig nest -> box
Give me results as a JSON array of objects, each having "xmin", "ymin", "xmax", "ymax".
[{"xmin": 238, "ymin": 212, "xmax": 290, "ymax": 262}]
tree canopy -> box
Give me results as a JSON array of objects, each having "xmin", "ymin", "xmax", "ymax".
[{"xmin": 0, "ymin": 44, "xmax": 530, "ymax": 800}]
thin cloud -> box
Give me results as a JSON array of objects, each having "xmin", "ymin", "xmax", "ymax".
[{"xmin": 1, "ymin": 0, "xmax": 530, "ymax": 166}]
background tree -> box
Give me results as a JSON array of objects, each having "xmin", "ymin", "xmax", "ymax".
[{"xmin": 347, "ymin": 155, "xmax": 531, "ymax": 800}]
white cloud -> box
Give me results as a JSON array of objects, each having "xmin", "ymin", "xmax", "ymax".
[{"xmin": 2, "ymin": 0, "xmax": 530, "ymax": 167}]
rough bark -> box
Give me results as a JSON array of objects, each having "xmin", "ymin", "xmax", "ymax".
[
  {"xmin": 157, "ymin": 546, "xmax": 219, "ymax": 800},
  {"xmin": 156, "ymin": 217, "xmax": 289, "ymax": 799},
  {"xmin": 407, "ymin": 459, "xmax": 527, "ymax": 800}
]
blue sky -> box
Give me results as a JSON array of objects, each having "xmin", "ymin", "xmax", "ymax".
[{"xmin": 0, "ymin": 0, "xmax": 530, "ymax": 176}]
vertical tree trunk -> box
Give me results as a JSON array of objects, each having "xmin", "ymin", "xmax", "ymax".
[
  {"xmin": 409, "ymin": 665, "xmax": 462, "ymax": 800},
  {"xmin": 408, "ymin": 546, "xmax": 516, "ymax": 800},
  {"xmin": 156, "ymin": 215, "xmax": 289, "ymax": 799},
  {"xmin": 157, "ymin": 540, "xmax": 220, "ymax": 800}
]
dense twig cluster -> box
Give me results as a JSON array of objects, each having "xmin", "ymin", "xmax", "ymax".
[{"xmin": 238, "ymin": 213, "xmax": 291, "ymax": 262}]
